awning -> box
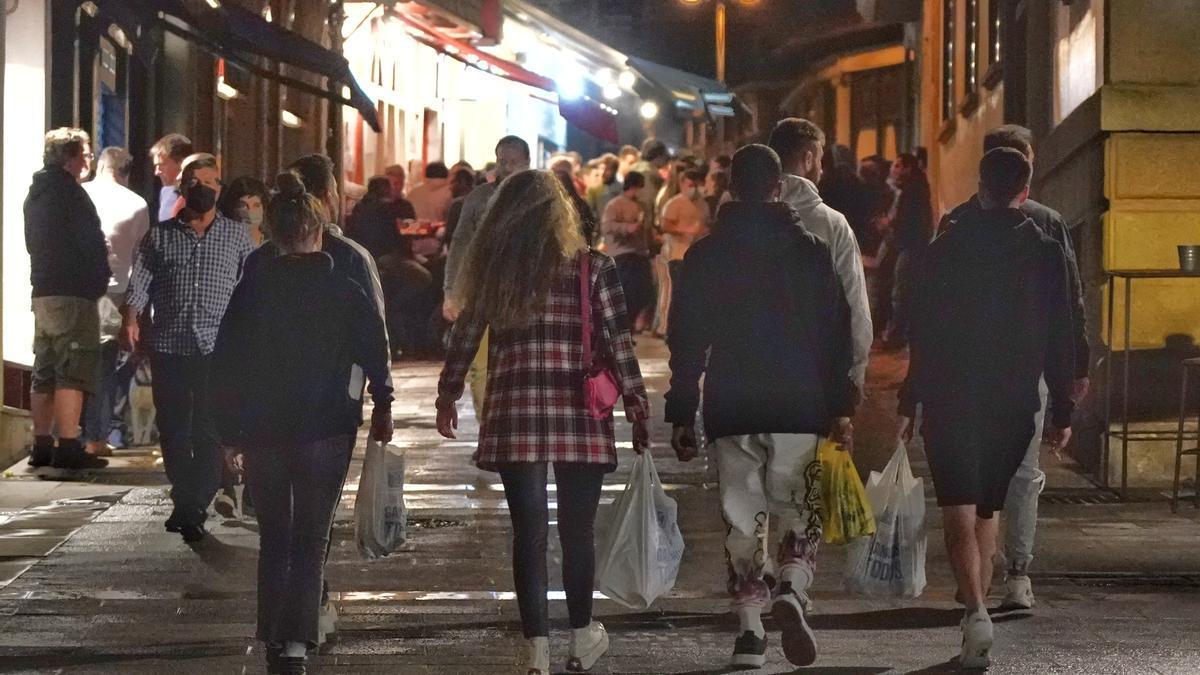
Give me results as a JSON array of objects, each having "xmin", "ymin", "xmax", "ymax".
[
  {"xmin": 387, "ymin": 10, "xmax": 555, "ymax": 93},
  {"xmin": 559, "ymin": 98, "xmax": 619, "ymax": 144},
  {"xmin": 88, "ymin": 0, "xmax": 381, "ymax": 131},
  {"xmin": 626, "ymin": 56, "xmax": 736, "ymax": 119}
]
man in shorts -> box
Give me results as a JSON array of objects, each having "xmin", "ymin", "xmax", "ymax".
[
  {"xmin": 897, "ymin": 147, "xmax": 1076, "ymax": 669},
  {"xmin": 24, "ymin": 128, "xmax": 112, "ymax": 471}
]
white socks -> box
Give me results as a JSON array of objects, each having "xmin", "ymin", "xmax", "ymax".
[
  {"xmin": 736, "ymin": 607, "xmax": 765, "ymax": 638},
  {"xmin": 283, "ymin": 641, "xmax": 306, "ymax": 658}
]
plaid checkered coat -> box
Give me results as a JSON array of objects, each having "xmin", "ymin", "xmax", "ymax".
[{"xmin": 437, "ymin": 250, "xmax": 650, "ymax": 472}]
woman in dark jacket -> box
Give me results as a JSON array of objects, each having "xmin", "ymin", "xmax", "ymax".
[{"xmin": 213, "ymin": 172, "xmax": 394, "ymax": 675}]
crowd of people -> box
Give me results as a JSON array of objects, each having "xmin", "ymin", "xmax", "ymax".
[{"xmin": 21, "ymin": 116, "xmax": 1085, "ymax": 673}]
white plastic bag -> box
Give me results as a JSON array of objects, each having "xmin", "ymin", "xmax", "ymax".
[
  {"xmin": 844, "ymin": 442, "xmax": 927, "ymax": 597},
  {"xmin": 594, "ymin": 453, "xmax": 685, "ymax": 609},
  {"xmin": 355, "ymin": 438, "xmax": 407, "ymax": 559}
]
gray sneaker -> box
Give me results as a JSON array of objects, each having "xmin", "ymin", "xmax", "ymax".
[{"xmin": 772, "ymin": 584, "xmax": 817, "ymax": 667}]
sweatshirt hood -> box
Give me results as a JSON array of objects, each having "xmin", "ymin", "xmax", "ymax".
[
  {"xmin": 30, "ymin": 166, "xmax": 75, "ymax": 197},
  {"xmin": 713, "ymin": 200, "xmax": 800, "ymax": 237},
  {"xmin": 780, "ymin": 174, "xmax": 823, "ymax": 212}
]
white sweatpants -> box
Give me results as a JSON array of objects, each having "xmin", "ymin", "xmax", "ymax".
[{"xmin": 714, "ymin": 433, "xmax": 822, "ymax": 610}]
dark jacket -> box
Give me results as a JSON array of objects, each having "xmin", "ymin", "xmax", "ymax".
[
  {"xmin": 899, "ymin": 207, "xmax": 1076, "ymax": 429},
  {"xmin": 944, "ymin": 195, "xmax": 1089, "ymax": 378},
  {"xmin": 665, "ymin": 201, "xmax": 856, "ymax": 439},
  {"xmin": 893, "ymin": 176, "xmax": 934, "ymax": 251},
  {"xmin": 212, "ymin": 253, "xmax": 393, "ymax": 446},
  {"xmin": 346, "ymin": 198, "xmax": 415, "ymax": 261},
  {"xmin": 24, "ymin": 166, "xmax": 111, "ymax": 299}
]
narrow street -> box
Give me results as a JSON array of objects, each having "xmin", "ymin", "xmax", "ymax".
[{"xmin": 2, "ymin": 341, "xmax": 1200, "ymax": 674}]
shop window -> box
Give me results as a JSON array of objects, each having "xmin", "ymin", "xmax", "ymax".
[
  {"xmin": 941, "ymin": 0, "xmax": 956, "ymax": 124},
  {"xmin": 960, "ymin": 0, "xmax": 980, "ymax": 115}
]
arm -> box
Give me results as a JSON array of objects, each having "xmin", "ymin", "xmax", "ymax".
[
  {"xmin": 341, "ymin": 236, "xmax": 394, "ymax": 389},
  {"xmin": 436, "ymin": 308, "xmax": 488, "ymax": 411},
  {"xmin": 830, "ymin": 215, "xmax": 874, "ymax": 388},
  {"xmin": 348, "ymin": 285, "xmax": 395, "ymax": 408},
  {"xmin": 73, "ymin": 187, "xmax": 112, "ymax": 294},
  {"xmin": 594, "ymin": 255, "xmax": 650, "ymax": 422},
  {"xmin": 445, "ymin": 189, "xmax": 485, "ymax": 296},
  {"xmin": 211, "ymin": 280, "xmax": 254, "ymax": 444},
  {"xmin": 1042, "ymin": 244, "xmax": 1077, "ymax": 430},
  {"xmin": 125, "ymin": 229, "xmax": 156, "ymax": 317},
  {"xmin": 1050, "ymin": 214, "xmax": 1089, "ymax": 379},
  {"xmin": 663, "ymin": 250, "xmax": 710, "ymax": 427}
]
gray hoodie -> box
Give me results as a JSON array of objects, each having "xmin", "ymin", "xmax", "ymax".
[{"xmin": 780, "ymin": 174, "xmax": 873, "ymax": 387}]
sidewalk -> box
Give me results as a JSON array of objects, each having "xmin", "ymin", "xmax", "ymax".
[{"xmin": 1, "ymin": 341, "xmax": 1199, "ymax": 673}]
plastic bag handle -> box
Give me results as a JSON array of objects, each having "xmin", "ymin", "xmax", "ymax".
[{"xmin": 642, "ymin": 452, "xmax": 662, "ymax": 488}]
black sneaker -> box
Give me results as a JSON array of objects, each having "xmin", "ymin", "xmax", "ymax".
[
  {"xmin": 165, "ymin": 509, "xmax": 184, "ymax": 533},
  {"xmin": 773, "ymin": 584, "xmax": 817, "ymax": 667},
  {"xmin": 28, "ymin": 443, "xmax": 53, "ymax": 468},
  {"xmin": 51, "ymin": 441, "xmax": 109, "ymax": 470},
  {"xmin": 730, "ymin": 630, "xmax": 767, "ymax": 669},
  {"xmin": 180, "ymin": 522, "xmax": 207, "ymax": 543}
]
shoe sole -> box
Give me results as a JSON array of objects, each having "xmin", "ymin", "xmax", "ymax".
[
  {"xmin": 729, "ymin": 652, "xmax": 767, "ymax": 669},
  {"xmin": 774, "ymin": 597, "xmax": 817, "ymax": 667},
  {"xmin": 960, "ymin": 651, "xmax": 992, "ymax": 670},
  {"xmin": 999, "ymin": 596, "xmax": 1034, "ymax": 611},
  {"xmin": 566, "ymin": 630, "xmax": 609, "ymax": 672}
]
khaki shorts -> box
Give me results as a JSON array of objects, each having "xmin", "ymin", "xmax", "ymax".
[{"xmin": 31, "ymin": 296, "xmax": 101, "ymax": 394}]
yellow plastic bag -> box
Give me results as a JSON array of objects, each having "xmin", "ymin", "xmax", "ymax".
[{"xmin": 819, "ymin": 438, "xmax": 876, "ymax": 545}]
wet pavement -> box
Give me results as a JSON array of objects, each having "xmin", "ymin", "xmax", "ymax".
[{"xmin": 2, "ymin": 341, "xmax": 1200, "ymax": 674}]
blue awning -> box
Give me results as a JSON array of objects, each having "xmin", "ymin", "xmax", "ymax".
[{"xmin": 626, "ymin": 56, "xmax": 737, "ymax": 119}]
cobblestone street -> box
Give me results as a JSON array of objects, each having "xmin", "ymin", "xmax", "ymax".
[{"xmin": 3, "ymin": 341, "xmax": 1200, "ymax": 674}]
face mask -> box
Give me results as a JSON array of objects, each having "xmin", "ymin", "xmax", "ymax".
[
  {"xmin": 239, "ymin": 205, "xmax": 264, "ymax": 228},
  {"xmin": 184, "ymin": 183, "xmax": 217, "ymax": 214}
]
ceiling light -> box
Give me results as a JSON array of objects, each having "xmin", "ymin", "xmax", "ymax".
[
  {"xmin": 595, "ymin": 68, "xmax": 614, "ymax": 86},
  {"xmin": 281, "ymin": 110, "xmax": 303, "ymax": 128},
  {"xmin": 602, "ymin": 83, "xmax": 621, "ymax": 101},
  {"xmin": 639, "ymin": 101, "xmax": 659, "ymax": 120},
  {"xmin": 205, "ymin": 0, "xmax": 221, "ymax": 8},
  {"xmin": 617, "ymin": 70, "xmax": 637, "ymax": 89}
]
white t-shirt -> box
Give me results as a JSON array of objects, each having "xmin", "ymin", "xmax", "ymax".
[
  {"xmin": 83, "ymin": 178, "xmax": 152, "ymax": 294},
  {"xmin": 157, "ymin": 184, "xmax": 178, "ymax": 223}
]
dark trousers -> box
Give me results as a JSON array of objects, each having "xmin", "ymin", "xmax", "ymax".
[
  {"xmin": 614, "ymin": 253, "xmax": 653, "ymax": 324},
  {"xmin": 246, "ymin": 436, "xmax": 353, "ymax": 646},
  {"xmin": 150, "ymin": 352, "xmax": 221, "ymax": 525},
  {"xmin": 498, "ymin": 462, "xmax": 606, "ymax": 638},
  {"xmin": 82, "ymin": 340, "xmax": 120, "ymax": 444}
]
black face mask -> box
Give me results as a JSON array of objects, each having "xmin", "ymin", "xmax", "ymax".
[{"xmin": 183, "ymin": 183, "xmax": 217, "ymax": 214}]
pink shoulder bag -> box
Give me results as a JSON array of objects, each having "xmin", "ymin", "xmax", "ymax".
[{"xmin": 580, "ymin": 253, "xmax": 621, "ymax": 419}]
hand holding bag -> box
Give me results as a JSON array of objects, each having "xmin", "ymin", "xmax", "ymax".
[{"xmin": 580, "ymin": 252, "xmax": 621, "ymax": 419}]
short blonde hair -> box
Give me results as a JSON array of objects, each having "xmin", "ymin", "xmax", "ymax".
[{"xmin": 43, "ymin": 128, "xmax": 89, "ymax": 168}]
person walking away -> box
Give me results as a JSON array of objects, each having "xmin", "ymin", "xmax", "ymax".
[
  {"xmin": 81, "ymin": 147, "xmax": 150, "ymax": 458},
  {"xmin": 769, "ymin": 119, "xmax": 873, "ymax": 397},
  {"xmin": 436, "ymin": 170, "xmax": 650, "ymax": 675},
  {"xmin": 122, "ymin": 153, "xmax": 254, "ymax": 542},
  {"xmin": 213, "ymin": 172, "xmax": 394, "ymax": 675},
  {"xmin": 601, "ymin": 171, "xmax": 653, "ymax": 328},
  {"xmin": 896, "ymin": 148, "xmax": 1076, "ymax": 670},
  {"xmin": 655, "ymin": 168, "xmax": 710, "ymax": 337},
  {"xmin": 407, "ymin": 161, "xmax": 453, "ymax": 223},
  {"xmin": 24, "ymin": 128, "xmax": 111, "ymax": 472},
  {"xmin": 666, "ymin": 144, "xmax": 856, "ymax": 669},
  {"xmin": 940, "ymin": 125, "xmax": 1090, "ymax": 611},
  {"xmin": 218, "ymin": 177, "xmax": 270, "ymax": 246},
  {"xmin": 883, "ymin": 153, "xmax": 933, "ymax": 348},
  {"xmin": 241, "ymin": 153, "xmax": 393, "ymax": 642},
  {"xmin": 150, "ymin": 134, "xmax": 194, "ymax": 223},
  {"xmin": 442, "ymin": 136, "xmax": 532, "ymax": 419}
]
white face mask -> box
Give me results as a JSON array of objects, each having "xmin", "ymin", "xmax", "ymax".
[{"xmin": 238, "ymin": 204, "xmax": 264, "ymax": 228}]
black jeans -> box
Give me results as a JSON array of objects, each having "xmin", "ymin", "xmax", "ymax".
[
  {"xmin": 499, "ymin": 462, "xmax": 607, "ymax": 638},
  {"xmin": 245, "ymin": 435, "xmax": 353, "ymax": 646},
  {"xmin": 151, "ymin": 352, "xmax": 221, "ymax": 525},
  {"xmin": 613, "ymin": 253, "xmax": 653, "ymax": 324}
]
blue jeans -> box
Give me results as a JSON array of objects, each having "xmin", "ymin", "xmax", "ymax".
[{"xmin": 82, "ymin": 341, "xmax": 126, "ymax": 444}]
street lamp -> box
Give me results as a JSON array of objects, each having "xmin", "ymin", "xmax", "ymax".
[{"xmin": 679, "ymin": 0, "xmax": 761, "ymax": 83}]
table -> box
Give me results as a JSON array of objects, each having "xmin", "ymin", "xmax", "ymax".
[{"xmin": 1104, "ymin": 269, "xmax": 1200, "ymax": 499}]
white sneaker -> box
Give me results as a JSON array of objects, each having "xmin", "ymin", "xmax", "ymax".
[
  {"xmin": 960, "ymin": 609, "xmax": 994, "ymax": 670},
  {"xmin": 525, "ymin": 636, "xmax": 550, "ymax": 675},
  {"xmin": 317, "ymin": 601, "xmax": 338, "ymax": 645},
  {"xmin": 1001, "ymin": 575, "xmax": 1035, "ymax": 610},
  {"xmin": 567, "ymin": 621, "xmax": 609, "ymax": 672}
]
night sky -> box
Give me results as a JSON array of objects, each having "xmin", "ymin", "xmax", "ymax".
[{"xmin": 528, "ymin": 0, "xmax": 862, "ymax": 84}]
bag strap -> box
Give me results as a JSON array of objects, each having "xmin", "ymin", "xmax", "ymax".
[{"xmin": 580, "ymin": 251, "xmax": 594, "ymax": 372}]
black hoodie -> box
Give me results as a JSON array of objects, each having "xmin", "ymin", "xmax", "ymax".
[
  {"xmin": 23, "ymin": 166, "xmax": 111, "ymax": 299},
  {"xmin": 665, "ymin": 201, "xmax": 856, "ymax": 439},
  {"xmin": 899, "ymin": 207, "xmax": 1076, "ymax": 429}
]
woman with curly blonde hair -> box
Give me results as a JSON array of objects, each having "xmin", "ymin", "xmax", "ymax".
[{"xmin": 436, "ymin": 170, "xmax": 650, "ymax": 675}]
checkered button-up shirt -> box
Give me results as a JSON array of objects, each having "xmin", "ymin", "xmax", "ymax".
[
  {"xmin": 127, "ymin": 214, "xmax": 254, "ymax": 356},
  {"xmin": 438, "ymin": 250, "xmax": 650, "ymax": 471}
]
